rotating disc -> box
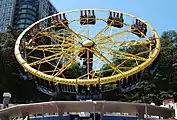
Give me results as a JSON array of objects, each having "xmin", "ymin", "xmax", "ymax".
[{"xmin": 15, "ymin": 9, "xmax": 160, "ymax": 85}]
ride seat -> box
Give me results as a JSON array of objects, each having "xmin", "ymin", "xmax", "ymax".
[
  {"xmin": 80, "ymin": 10, "xmax": 96, "ymax": 25},
  {"xmin": 52, "ymin": 13, "xmax": 69, "ymax": 30},
  {"xmin": 149, "ymin": 34, "xmax": 156, "ymax": 49},
  {"xmin": 121, "ymin": 78, "xmax": 127, "ymax": 88},
  {"xmin": 29, "ymin": 23, "xmax": 40, "ymax": 37},
  {"xmin": 131, "ymin": 25, "xmax": 142, "ymax": 38},
  {"xmin": 132, "ymin": 74, "xmax": 137, "ymax": 83},
  {"xmin": 114, "ymin": 13, "xmax": 124, "ymax": 28},
  {"xmin": 107, "ymin": 12, "xmax": 124, "ymax": 28},
  {"xmin": 131, "ymin": 19, "xmax": 147, "ymax": 38}
]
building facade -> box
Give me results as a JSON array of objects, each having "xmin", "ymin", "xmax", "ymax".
[
  {"xmin": 0, "ymin": 0, "xmax": 58, "ymax": 32},
  {"xmin": 0, "ymin": 0, "xmax": 16, "ymax": 31}
]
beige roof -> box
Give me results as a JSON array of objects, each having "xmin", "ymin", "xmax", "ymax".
[{"xmin": 0, "ymin": 101, "xmax": 174, "ymax": 118}]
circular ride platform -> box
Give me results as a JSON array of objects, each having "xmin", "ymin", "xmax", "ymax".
[
  {"xmin": 14, "ymin": 9, "xmax": 160, "ymax": 99},
  {"xmin": 0, "ymin": 101, "xmax": 174, "ymax": 119}
]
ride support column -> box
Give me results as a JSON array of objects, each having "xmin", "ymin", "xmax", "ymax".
[
  {"xmin": 57, "ymin": 106, "xmax": 65, "ymax": 120},
  {"xmin": 21, "ymin": 110, "xmax": 29, "ymax": 120},
  {"xmin": 100, "ymin": 103, "xmax": 104, "ymax": 120}
]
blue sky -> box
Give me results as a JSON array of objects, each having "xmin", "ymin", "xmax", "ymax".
[{"xmin": 50, "ymin": 0, "xmax": 177, "ymax": 36}]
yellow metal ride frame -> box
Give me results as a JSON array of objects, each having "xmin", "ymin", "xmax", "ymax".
[{"xmin": 14, "ymin": 9, "xmax": 160, "ymax": 85}]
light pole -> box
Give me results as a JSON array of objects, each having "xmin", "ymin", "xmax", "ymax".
[{"xmin": 2, "ymin": 92, "xmax": 11, "ymax": 109}]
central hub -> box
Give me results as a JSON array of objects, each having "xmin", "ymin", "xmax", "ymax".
[{"xmin": 82, "ymin": 40, "xmax": 95, "ymax": 47}]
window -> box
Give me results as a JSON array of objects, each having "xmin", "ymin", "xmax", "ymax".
[
  {"xmin": 17, "ymin": 19, "xmax": 25, "ymax": 24},
  {"xmin": 32, "ymin": 6, "xmax": 36, "ymax": 11},
  {"xmin": 27, "ymin": 5, "xmax": 32, "ymax": 9},
  {"xmin": 24, "ymin": 24, "xmax": 29, "ymax": 28},
  {"xmin": 21, "ymin": 5, "xmax": 27, "ymax": 9},
  {"xmin": 6, "ymin": 12, "xmax": 10, "ymax": 17},
  {"xmin": 19, "ymin": 24, "xmax": 25, "ymax": 28},
  {"xmin": 26, "ymin": 9, "xmax": 36, "ymax": 16},
  {"xmin": 26, "ymin": 19, "xmax": 33, "ymax": 24},
  {"xmin": 4, "ymin": 27, "xmax": 7, "ymax": 31},
  {"xmin": 20, "ymin": 9, "xmax": 27, "ymax": 13},
  {"xmin": 19, "ymin": 14, "xmax": 26, "ymax": 18}
]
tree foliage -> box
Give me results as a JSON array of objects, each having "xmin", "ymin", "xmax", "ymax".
[
  {"xmin": 116, "ymin": 30, "xmax": 177, "ymax": 105},
  {"xmin": 0, "ymin": 27, "xmax": 44, "ymax": 103}
]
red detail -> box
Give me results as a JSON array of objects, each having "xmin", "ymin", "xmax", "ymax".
[{"xmin": 163, "ymin": 97, "xmax": 174, "ymax": 102}]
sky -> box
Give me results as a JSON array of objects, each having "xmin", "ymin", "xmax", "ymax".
[{"xmin": 50, "ymin": 0, "xmax": 177, "ymax": 36}]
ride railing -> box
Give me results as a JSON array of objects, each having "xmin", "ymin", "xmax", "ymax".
[
  {"xmin": 33, "ymin": 72, "xmax": 143, "ymax": 99},
  {"xmin": 0, "ymin": 101, "xmax": 174, "ymax": 119},
  {"xmin": 36, "ymin": 84, "xmax": 58, "ymax": 97}
]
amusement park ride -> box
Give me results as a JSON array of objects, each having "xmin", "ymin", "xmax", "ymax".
[{"xmin": 14, "ymin": 9, "xmax": 160, "ymax": 100}]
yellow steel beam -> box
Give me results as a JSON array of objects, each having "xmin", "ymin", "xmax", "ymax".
[
  {"xmin": 29, "ymin": 52, "xmax": 64, "ymax": 66},
  {"xmin": 91, "ymin": 48, "xmax": 124, "ymax": 75},
  {"xmin": 39, "ymin": 31, "xmax": 75, "ymax": 43},
  {"xmin": 92, "ymin": 20, "xmax": 114, "ymax": 41},
  {"xmin": 14, "ymin": 9, "xmax": 161, "ymax": 85},
  {"xmin": 99, "ymin": 46, "xmax": 147, "ymax": 61},
  {"xmin": 96, "ymin": 30, "xmax": 130, "ymax": 44},
  {"xmin": 98, "ymin": 40, "xmax": 150, "ymax": 47},
  {"xmin": 52, "ymin": 51, "xmax": 81, "ymax": 78}
]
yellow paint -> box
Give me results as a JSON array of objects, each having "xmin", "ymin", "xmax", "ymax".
[
  {"xmin": 82, "ymin": 40, "xmax": 94, "ymax": 47},
  {"xmin": 15, "ymin": 9, "xmax": 161, "ymax": 85}
]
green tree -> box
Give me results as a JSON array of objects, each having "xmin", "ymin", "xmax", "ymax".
[
  {"xmin": 0, "ymin": 27, "xmax": 43, "ymax": 103},
  {"xmin": 121, "ymin": 30, "xmax": 177, "ymax": 105},
  {"xmin": 100, "ymin": 30, "xmax": 177, "ymax": 104}
]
